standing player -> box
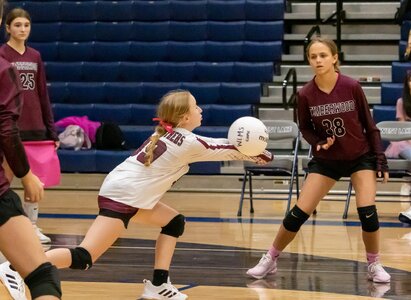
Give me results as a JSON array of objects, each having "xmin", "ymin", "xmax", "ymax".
[
  {"xmin": 0, "ymin": 8, "xmax": 59, "ymax": 244},
  {"xmin": 44, "ymin": 90, "xmax": 272, "ymax": 300},
  {"xmin": 0, "ymin": 1, "xmax": 62, "ymax": 299},
  {"xmin": 246, "ymin": 37, "xmax": 391, "ymax": 283}
]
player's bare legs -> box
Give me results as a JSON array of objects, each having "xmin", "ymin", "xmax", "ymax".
[
  {"xmin": 132, "ymin": 202, "xmax": 187, "ymax": 299},
  {"xmin": 247, "ymin": 173, "xmax": 335, "ymax": 279},
  {"xmin": 0, "ymin": 216, "xmax": 59, "ymax": 299},
  {"xmin": 351, "ymin": 169, "xmax": 390, "ymax": 283},
  {"xmin": 352, "ymin": 170, "xmax": 379, "ymax": 252},
  {"xmin": 273, "ymin": 173, "xmax": 336, "ymax": 250},
  {"xmin": 132, "ymin": 202, "xmax": 180, "ymax": 270},
  {"xmin": 46, "ymin": 216, "xmax": 125, "ymax": 268}
]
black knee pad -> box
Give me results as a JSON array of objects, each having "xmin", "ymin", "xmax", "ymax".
[
  {"xmin": 160, "ymin": 214, "xmax": 185, "ymax": 238},
  {"xmin": 357, "ymin": 205, "xmax": 379, "ymax": 232},
  {"xmin": 24, "ymin": 262, "xmax": 62, "ymax": 299},
  {"xmin": 70, "ymin": 247, "xmax": 93, "ymax": 270},
  {"xmin": 283, "ymin": 205, "xmax": 310, "ymax": 232}
]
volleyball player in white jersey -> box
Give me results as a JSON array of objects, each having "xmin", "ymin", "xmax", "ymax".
[{"xmin": 44, "ymin": 90, "xmax": 272, "ymax": 300}]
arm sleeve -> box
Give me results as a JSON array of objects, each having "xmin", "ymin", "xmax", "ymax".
[
  {"xmin": 0, "ymin": 66, "xmax": 30, "ymax": 178},
  {"xmin": 297, "ymin": 92, "xmax": 321, "ymax": 146},
  {"xmin": 355, "ymin": 84, "xmax": 388, "ymax": 172},
  {"xmin": 37, "ymin": 56, "xmax": 58, "ymax": 141}
]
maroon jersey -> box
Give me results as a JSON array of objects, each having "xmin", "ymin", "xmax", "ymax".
[
  {"xmin": 298, "ymin": 73, "xmax": 387, "ymax": 171},
  {"xmin": 0, "ymin": 44, "xmax": 57, "ymax": 141},
  {"xmin": 0, "ymin": 57, "xmax": 30, "ymax": 196}
]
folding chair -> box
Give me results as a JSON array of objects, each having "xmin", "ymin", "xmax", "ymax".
[
  {"xmin": 237, "ymin": 120, "xmax": 300, "ymax": 216},
  {"xmin": 343, "ymin": 121, "xmax": 411, "ymax": 219}
]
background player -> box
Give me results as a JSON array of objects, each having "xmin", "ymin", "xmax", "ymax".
[
  {"xmin": 0, "ymin": 1, "xmax": 62, "ymax": 299},
  {"xmin": 0, "ymin": 7, "xmax": 59, "ymax": 244},
  {"xmin": 246, "ymin": 37, "xmax": 391, "ymax": 284}
]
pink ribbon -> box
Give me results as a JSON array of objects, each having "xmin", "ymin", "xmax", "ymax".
[{"xmin": 153, "ymin": 117, "xmax": 174, "ymax": 134}]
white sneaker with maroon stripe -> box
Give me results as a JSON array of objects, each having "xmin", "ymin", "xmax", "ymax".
[{"xmin": 141, "ymin": 278, "xmax": 187, "ymax": 300}]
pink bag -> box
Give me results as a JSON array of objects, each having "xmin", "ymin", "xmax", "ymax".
[{"xmin": 22, "ymin": 141, "xmax": 61, "ymax": 188}]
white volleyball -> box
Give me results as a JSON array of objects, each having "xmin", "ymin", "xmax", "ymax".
[{"xmin": 228, "ymin": 116, "xmax": 268, "ymax": 156}]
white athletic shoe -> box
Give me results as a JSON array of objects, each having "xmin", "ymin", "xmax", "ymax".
[
  {"xmin": 141, "ymin": 278, "xmax": 188, "ymax": 300},
  {"xmin": 246, "ymin": 253, "xmax": 277, "ymax": 279},
  {"xmin": 0, "ymin": 262, "xmax": 26, "ymax": 300},
  {"xmin": 399, "ymin": 207, "xmax": 411, "ymax": 224},
  {"xmin": 33, "ymin": 225, "xmax": 51, "ymax": 244},
  {"xmin": 367, "ymin": 262, "xmax": 391, "ymax": 283}
]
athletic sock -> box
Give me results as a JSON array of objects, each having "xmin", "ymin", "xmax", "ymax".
[
  {"xmin": 268, "ymin": 246, "xmax": 281, "ymax": 260},
  {"xmin": 366, "ymin": 252, "xmax": 379, "ymax": 265},
  {"xmin": 152, "ymin": 269, "xmax": 169, "ymax": 286}
]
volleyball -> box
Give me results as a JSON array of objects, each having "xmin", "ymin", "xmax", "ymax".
[{"xmin": 228, "ymin": 116, "xmax": 268, "ymax": 156}]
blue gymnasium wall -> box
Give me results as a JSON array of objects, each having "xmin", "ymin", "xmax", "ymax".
[{"xmin": 4, "ymin": 0, "xmax": 285, "ymax": 173}]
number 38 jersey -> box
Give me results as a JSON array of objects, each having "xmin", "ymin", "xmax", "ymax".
[
  {"xmin": 297, "ymin": 73, "xmax": 385, "ymax": 161},
  {"xmin": 0, "ymin": 44, "xmax": 57, "ymax": 141},
  {"xmin": 99, "ymin": 128, "xmax": 252, "ymax": 209}
]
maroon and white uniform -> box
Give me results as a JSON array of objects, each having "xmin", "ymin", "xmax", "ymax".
[
  {"xmin": 0, "ymin": 57, "xmax": 29, "ymax": 196},
  {"xmin": 298, "ymin": 73, "xmax": 387, "ymax": 170},
  {"xmin": 0, "ymin": 44, "xmax": 57, "ymax": 141},
  {"xmin": 100, "ymin": 128, "xmax": 269, "ymax": 209}
]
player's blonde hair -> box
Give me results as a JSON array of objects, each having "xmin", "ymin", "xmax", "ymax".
[
  {"xmin": 306, "ymin": 37, "xmax": 340, "ymax": 72},
  {"xmin": 144, "ymin": 90, "xmax": 192, "ymax": 166}
]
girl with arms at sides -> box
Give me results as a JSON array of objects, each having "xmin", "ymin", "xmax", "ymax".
[
  {"xmin": 0, "ymin": 8, "xmax": 59, "ymax": 244},
  {"xmin": 0, "ymin": 1, "xmax": 62, "ymax": 299},
  {"xmin": 247, "ymin": 37, "xmax": 390, "ymax": 283},
  {"xmin": 44, "ymin": 90, "xmax": 272, "ymax": 300},
  {"xmin": 384, "ymin": 70, "xmax": 411, "ymax": 224}
]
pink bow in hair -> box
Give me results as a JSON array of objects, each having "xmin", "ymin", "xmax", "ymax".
[{"xmin": 153, "ymin": 118, "xmax": 174, "ymax": 134}]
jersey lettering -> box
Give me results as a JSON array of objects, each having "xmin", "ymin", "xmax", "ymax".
[
  {"xmin": 321, "ymin": 117, "xmax": 346, "ymax": 137},
  {"xmin": 165, "ymin": 131, "xmax": 185, "ymax": 146}
]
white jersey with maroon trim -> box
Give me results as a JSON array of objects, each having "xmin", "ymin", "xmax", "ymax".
[{"xmin": 99, "ymin": 128, "xmax": 253, "ymax": 209}]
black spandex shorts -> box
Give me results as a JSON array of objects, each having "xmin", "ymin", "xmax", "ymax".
[
  {"xmin": 98, "ymin": 195, "xmax": 139, "ymax": 228},
  {"xmin": 307, "ymin": 152, "xmax": 377, "ymax": 181},
  {"xmin": 0, "ymin": 189, "xmax": 26, "ymax": 226}
]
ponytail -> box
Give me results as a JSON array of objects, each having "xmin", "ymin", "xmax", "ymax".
[{"xmin": 144, "ymin": 126, "xmax": 167, "ymax": 166}]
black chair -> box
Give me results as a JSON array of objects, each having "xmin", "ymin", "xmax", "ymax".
[{"xmin": 237, "ymin": 120, "xmax": 300, "ymax": 216}]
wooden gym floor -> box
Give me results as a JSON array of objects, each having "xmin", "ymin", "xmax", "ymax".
[{"xmin": 1, "ymin": 185, "xmax": 411, "ymax": 299}]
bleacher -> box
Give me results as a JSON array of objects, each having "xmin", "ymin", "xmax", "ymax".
[
  {"xmin": 5, "ymin": 0, "xmax": 285, "ymax": 173},
  {"xmin": 376, "ymin": 15, "xmax": 411, "ymax": 123}
]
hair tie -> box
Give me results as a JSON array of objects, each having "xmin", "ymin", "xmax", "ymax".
[{"xmin": 153, "ymin": 117, "xmax": 174, "ymax": 134}]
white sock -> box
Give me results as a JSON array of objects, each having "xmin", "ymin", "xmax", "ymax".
[{"xmin": 23, "ymin": 202, "xmax": 39, "ymax": 225}]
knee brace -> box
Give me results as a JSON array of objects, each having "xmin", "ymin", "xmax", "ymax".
[
  {"xmin": 357, "ymin": 205, "xmax": 379, "ymax": 232},
  {"xmin": 160, "ymin": 214, "xmax": 185, "ymax": 238},
  {"xmin": 70, "ymin": 247, "xmax": 93, "ymax": 270},
  {"xmin": 24, "ymin": 262, "xmax": 62, "ymax": 299},
  {"xmin": 283, "ymin": 205, "xmax": 310, "ymax": 232}
]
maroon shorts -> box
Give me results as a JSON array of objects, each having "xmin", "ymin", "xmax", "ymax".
[{"xmin": 98, "ymin": 196, "xmax": 139, "ymax": 228}]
